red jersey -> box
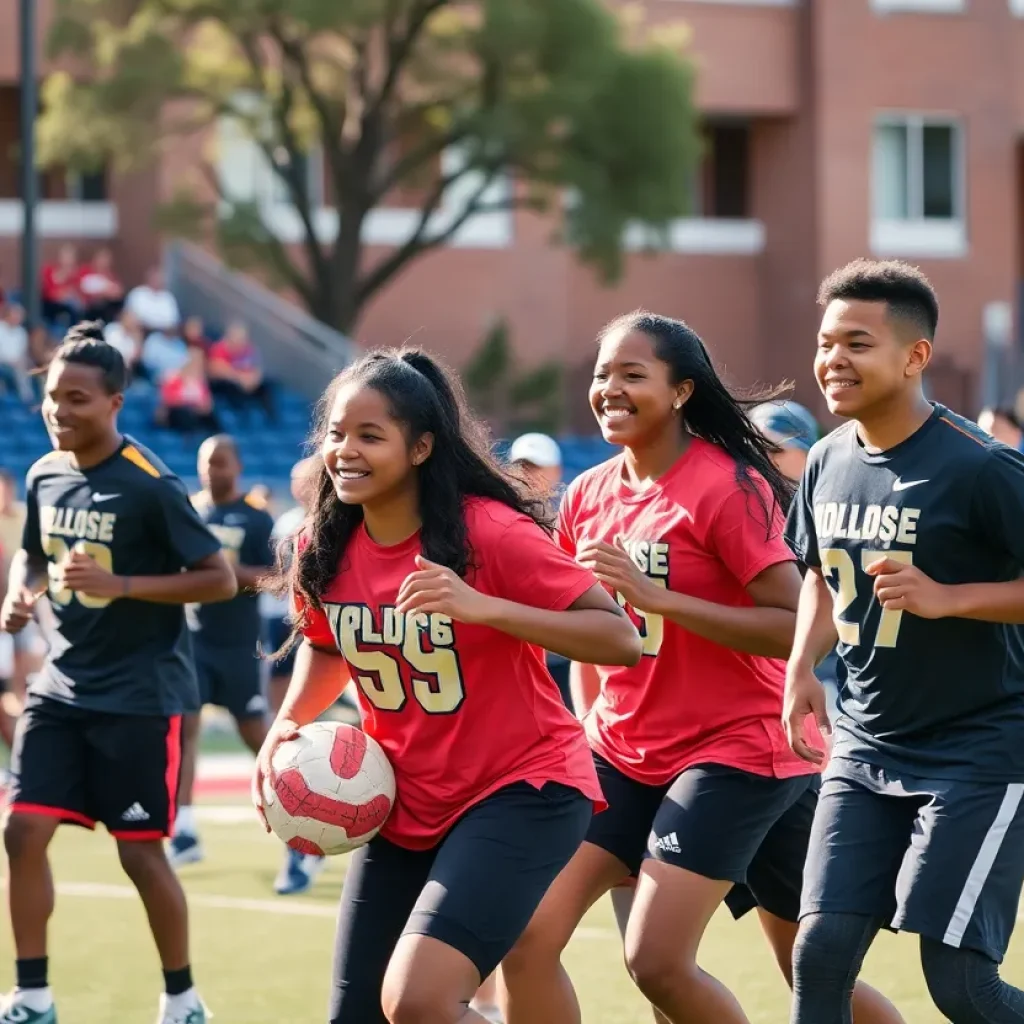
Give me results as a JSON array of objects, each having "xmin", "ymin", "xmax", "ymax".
[
  {"xmin": 558, "ymin": 439, "xmax": 817, "ymax": 786},
  {"xmin": 299, "ymin": 497, "xmax": 605, "ymax": 850}
]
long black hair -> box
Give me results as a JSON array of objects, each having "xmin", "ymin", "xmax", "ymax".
[
  {"xmin": 600, "ymin": 310, "xmax": 795, "ymax": 531},
  {"xmin": 264, "ymin": 348, "xmax": 551, "ymax": 647}
]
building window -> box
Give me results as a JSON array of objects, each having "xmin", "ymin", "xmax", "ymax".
[
  {"xmin": 67, "ymin": 170, "xmax": 108, "ymax": 202},
  {"xmin": 873, "ymin": 118, "xmax": 961, "ymax": 221},
  {"xmin": 218, "ymin": 94, "xmax": 324, "ymax": 209},
  {"xmin": 695, "ymin": 122, "xmax": 751, "ymax": 219},
  {"xmin": 872, "ymin": 116, "xmax": 965, "ymax": 257},
  {"xmin": 1011, "ymin": 0, "xmax": 1024, "ymax": 15}
]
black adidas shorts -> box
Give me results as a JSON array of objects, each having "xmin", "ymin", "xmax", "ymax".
[
  {"xmin": 328, "ymin": 780, "xmax": 592, "ymax": 1024},
  {"xmin": 585, "ymin": 752, "xmax": 818, "ymax": 922},
  {"xmin": 194, "ymin": 642, "xmax": 267, "ymax": 720},
  {"xmin": 8, "ymin": 695, "xmax": 182, "ymax": 840}
]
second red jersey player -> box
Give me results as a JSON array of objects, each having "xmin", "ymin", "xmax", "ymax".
[
  {"xmin": 501, "ymin": 313, "xmax": 902, "ymax": 1024},
  {"xmin": 252, "ymin": 348, "xmax": 640, "ymax": 1024}
]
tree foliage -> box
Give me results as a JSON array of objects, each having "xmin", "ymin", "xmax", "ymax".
[{"xmin": 40, "ymin": 0, "xmax": 700, "ymax": 333}]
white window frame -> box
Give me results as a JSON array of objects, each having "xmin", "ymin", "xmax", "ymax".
[
  {"xmin": 871, "ymin": 114, "xmax": 967, "ymax": 259},
  {"xmin": 871, "ymin": 0, "xmax": 965, "ymax": 13}
]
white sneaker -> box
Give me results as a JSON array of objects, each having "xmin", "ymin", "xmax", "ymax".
[{"xmin": 156, "ymin": 990, "xmax": 209, "ymax": 1024}]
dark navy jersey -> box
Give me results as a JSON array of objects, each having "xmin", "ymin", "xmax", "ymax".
[
  {"xmin": 785, "ymin": 404, "xmax": 1024, "ymax": 782},
  {"xmin": 22, "ymin": 437, "xmax": 222, "ymax": 716},
  {"xmin": 190, "ymin": 492, "xmax": 274, "ymax": 649}
]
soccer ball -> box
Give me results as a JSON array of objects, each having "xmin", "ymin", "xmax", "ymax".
[{"xmin": 262, "ymin": 721, "xmax": 396, "ymax": 856}]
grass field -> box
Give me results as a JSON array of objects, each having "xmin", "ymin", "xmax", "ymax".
[{"xmin": 4, "ymin": 799, "xmax": 1023, "ymax": 1023}]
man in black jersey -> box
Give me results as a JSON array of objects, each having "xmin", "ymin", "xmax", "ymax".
[
  {"xmin": 0, "ymin": 324, "xmax": 236, "ymax": 1024},
  {"xmin": 168, "ymin": 434, "xmax": 274, "ymax": 869},
  {"xmin": 784, "ymin": 260, "xmax": 1024, "ymax": 1024}
]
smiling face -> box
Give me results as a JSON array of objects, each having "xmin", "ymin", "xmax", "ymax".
[
  {"xmin": 42, "ymin": 359, "xmax": 123, "ymax": 453},
  {"xmin": 320, "ymin": 381, "xmax": 433, "ymax": 508},
  {"xmin": 815, "ymin": 299, "xmax": 931, "ymax": 419},
  {"xmin": 589, "ymin": 328, "xmax": 691, "ymax": 448}
]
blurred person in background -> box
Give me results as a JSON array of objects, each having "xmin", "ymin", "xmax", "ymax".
[
  {"xmin": 182, "ymin": 316, "xmax": 210, "ymax": 353},
  {"xmin": 103, "ymin": 309, "xmax": 145, "ymax": 379},
  {"xmin": 0, "ymin": 304, "xmax": 32, "ymax": 403},
  {"xmin": 157, "ymin": 349, "xmax": 219, "ymax": 436},
  {"xmin": 125, "ymin": 267, "xmax": 180, "ymax": 337},
  {"xmin": 508, "ymin": 432, "xmax": 572, "ymax": 709},
  {"xmin": 259, "ymin": 455, "xmax": 331, "ymax": 897},
  {"xmin": 28, "ymin": 325, "xmax": 57, "ymax": 376},
  {"xmin": 78, "ymin": 247, "xmax": 124, "ymax": 325},
  {"xmin": 141, "ymin": 326, "xmax": 189, "ymax": 383},
  {"xmin": 40, "ymin": 245, "xmax": 82, "ymax": 328},
  {"xmin": 207, "ymin": 321, "xmax": 275, "ymax": 422},
  {"xmin": 978, "ymin": 406, "xmax": 1023, "ymax": 451},
  {"xmin": 169, "ymin": 436, "xmax": 275, "ymax": 870}
]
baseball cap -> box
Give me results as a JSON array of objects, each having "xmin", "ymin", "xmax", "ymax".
[
  {"xmin": 508, "ymin": 432, "xmax": 562, "ymax": 468},
  {"xmin": 749, "ymin": 401, "xmax": 819, "ymax": 452}
]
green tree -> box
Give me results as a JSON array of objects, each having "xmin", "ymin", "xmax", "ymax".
[{"xmin": 40, "ymin": 0, "xmax": 699, "ymax": 334}]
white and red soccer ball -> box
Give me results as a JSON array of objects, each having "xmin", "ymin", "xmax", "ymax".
[{"xmin": 262, "ymin": 722, "xmax": 396, "ymax": 856}]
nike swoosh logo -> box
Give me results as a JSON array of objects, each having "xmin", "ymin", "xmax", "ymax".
[
  {"xmin": 892, "ymin": 478, "xmax": 928, "ymax": 492},
  {"xmin": 92, "ymin": 492, "xmax": 121, "ymax": 502}
]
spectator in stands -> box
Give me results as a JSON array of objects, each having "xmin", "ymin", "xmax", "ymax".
[
  {"xmin": 40, "ymin": 244, "xmax": 83, "ymax": 326},
  {"xmin": 0, "ymin": 303, "xmax": 32, "ymax": 402},
  {"xmin": 78, "ymin": 246, "xmax": 124, "ymax": 324},
  {"xmin": 978, "ymin": 405, "xmax": 1024, "ymax": 451},
  {"xmin": 28, "ymin": 324, "xmax": 57, "ymax": 373},
  {"xmin": 183, "ymin": 315, "xmax": 211, "ymax": 352},
  {"xmin": 141, "ymin": 325, "xmax": 189, "ymax": 382},
  {"xmin": 509, "ymin": 431, "xmax": 564, "ymax": 500},
  {"xmin": 157, "ymin": 347, "xmax": 220, "ymax": 434},
  {"xmin": 125, "ymin": 266, "xmax": 180, "ymax": 335},
  {"xmin": 208, "ymin": 320, "xmax": 275, "ymax": 421},
  {"xmin": 103, "ymin": 308, "xmax": 145, "ymax": 378}
]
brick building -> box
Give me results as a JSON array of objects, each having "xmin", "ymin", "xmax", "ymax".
[{"xmin": 1, "ymin": 0, "xmax": 1022, "ymax": 426}]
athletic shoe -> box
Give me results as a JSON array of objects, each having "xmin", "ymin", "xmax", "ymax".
[
  {"xmin": 156, "ymin": 990, "xmax": 209, "ymax": 1024},
  {"xmin": 273, "ymin": 848, "xmax": 326, "ymax": 896},
  {"xmin": 0, "ymin": 990, "xmax": 57, "ymax": 1023},
  {"xmin": 166, "ymin": 833, "xmax": 204, "ymax": 868}
]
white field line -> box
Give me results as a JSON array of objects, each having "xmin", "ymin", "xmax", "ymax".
[{"xmin": 0, "ymin": 879, "xmax": 615, "ymax": 940}]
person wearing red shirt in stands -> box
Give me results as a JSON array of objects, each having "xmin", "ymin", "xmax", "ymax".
[
  {"xmin": 500, "ymin": 312, "xmax": 902, "ymax": 1024},
  {"xmin": 40, "ymin": 246, "xmax": 83, "ymax": 326},
  {"xmin": 77, "ymin": 247, "xmax": 124, "ymax": 325},
  {"xmin": 253, "ymin": 348, "xmax": 640, "ymax": 1024},
  {"xmin": 208, "ymin": 322, "xmax": 274, "ymax": 420}
]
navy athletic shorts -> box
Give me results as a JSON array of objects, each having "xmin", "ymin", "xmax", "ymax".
[
  {"xmin": 9, "ymin": 694, "xmax": 182, "ymax": 840},
  {"xmin": 328, "ymin": 780, "xmax": 592, "ymax": 1024},
  {"xmin": 194, "ymin": 642, "xmax": 267, "ymax": 720},
  {"xmin": 585, "ymin": 752, "xmax": 819, "ymax": 922},
  {"xmin": 802, "ymin": 756, "xmax": 1024, "ymax": 963},
  {"xmin": 264, "ymin": 616, "xmax": 297, "ymax": 678}
]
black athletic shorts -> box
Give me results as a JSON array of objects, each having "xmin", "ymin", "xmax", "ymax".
[
  {"xmin": 803, "ymin": 756, "xmax": 1024, "ymax": 963},
  {"xmin": 194, "ymin": 641, "xmax": 267, "ymax": 720},
  {"xmin": 328, "ymin": 780, "xmax": 592, "ymax": 1024},
  {"xmin": 264, "ymin": 617, "xmax": 297, "ymax": 678},
  {"xmin": 586, "ymin": 752, "xmax": 818, "ymax": 922},
  {"xmin": 8, "ymin": 694, "xmax": 183, "ymax": 840}
]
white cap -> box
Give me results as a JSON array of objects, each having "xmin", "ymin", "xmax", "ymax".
[{"xmin": 508, "ymin": 432, "xmax": 562, "ymax": 468}]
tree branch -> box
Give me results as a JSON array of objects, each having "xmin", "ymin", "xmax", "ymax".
[
  {"xmin": 197, "ymin": 162, "xmax": 316, "ymax": 310},
  {"xmin": 356, "ymin": 163, "xmax": 515, "ymax": 308},
  {"xmin": 370, "ymin": 0, "xmax": 450, "ymax": 118}
]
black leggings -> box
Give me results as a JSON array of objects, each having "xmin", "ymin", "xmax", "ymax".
[
  {"xmin": 328, "ymin": 781, "xmax": 591, "ymax": 1024},
  {"xmin": 791, "ymin": 912, "xmax": 1024, "ymax": 1024}
]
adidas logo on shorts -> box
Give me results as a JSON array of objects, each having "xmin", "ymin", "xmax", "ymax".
[
  {"xmin": 653, "ymin": 831, "xmax": 682, "ymax": 855},
  {"xmin": 121, "ymin": 802, "xmax": 151, "ymax": 823}
]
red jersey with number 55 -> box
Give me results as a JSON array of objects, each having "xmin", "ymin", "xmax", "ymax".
[
  {"xmin": 558, "ymin": 439, "xmax": 817, "ymax": 786},
  {"xmin": 298, "ymin": 497, "xmax": 605, "ymax": 850}
]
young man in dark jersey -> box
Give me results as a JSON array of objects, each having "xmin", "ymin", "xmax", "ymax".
[
  {"xmin": 168, "ymin": 434, "xmax": 274, "ymax": 869},
  {"xmin": 0, "ymin": 323, "xmax": 236, "ymax": 1024},
  {"xmin": 784, "ymin": 260, "xmax": 1024, "ymax": 1024}
]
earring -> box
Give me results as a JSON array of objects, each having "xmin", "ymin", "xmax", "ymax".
[{"xmin": 673, "ymin": 401, "xmax": 682, "ymax": 411}]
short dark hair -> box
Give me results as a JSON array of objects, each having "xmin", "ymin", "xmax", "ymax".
[
  {"xmin": 983, "ymin": 406, "xmax": 1022, "ymax": 431},
  {"xmin": 817, "ymin": 258, "xmax": 939, "ymax": 341},
  {"xmin": 53, "ymin": 321, "xmax": 127, "ymax": 394}
]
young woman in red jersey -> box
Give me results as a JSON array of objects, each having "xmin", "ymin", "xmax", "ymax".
[
  {"xmin": 252, "ymin": 349, "xmax": 641, "ymax": 1024},
  {"xmin": 499, "ymin": 312, "xmax": 903, "ymax": 1024}
]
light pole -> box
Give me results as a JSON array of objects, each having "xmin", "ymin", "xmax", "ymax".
[{"xmin": 20, "ymin": 0, "xmax": 39, "ymax": 326}]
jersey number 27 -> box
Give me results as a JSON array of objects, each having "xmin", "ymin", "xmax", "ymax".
[{"xmin": 820, "ymin": 548, "xmax": 913, "ymax": 648}]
